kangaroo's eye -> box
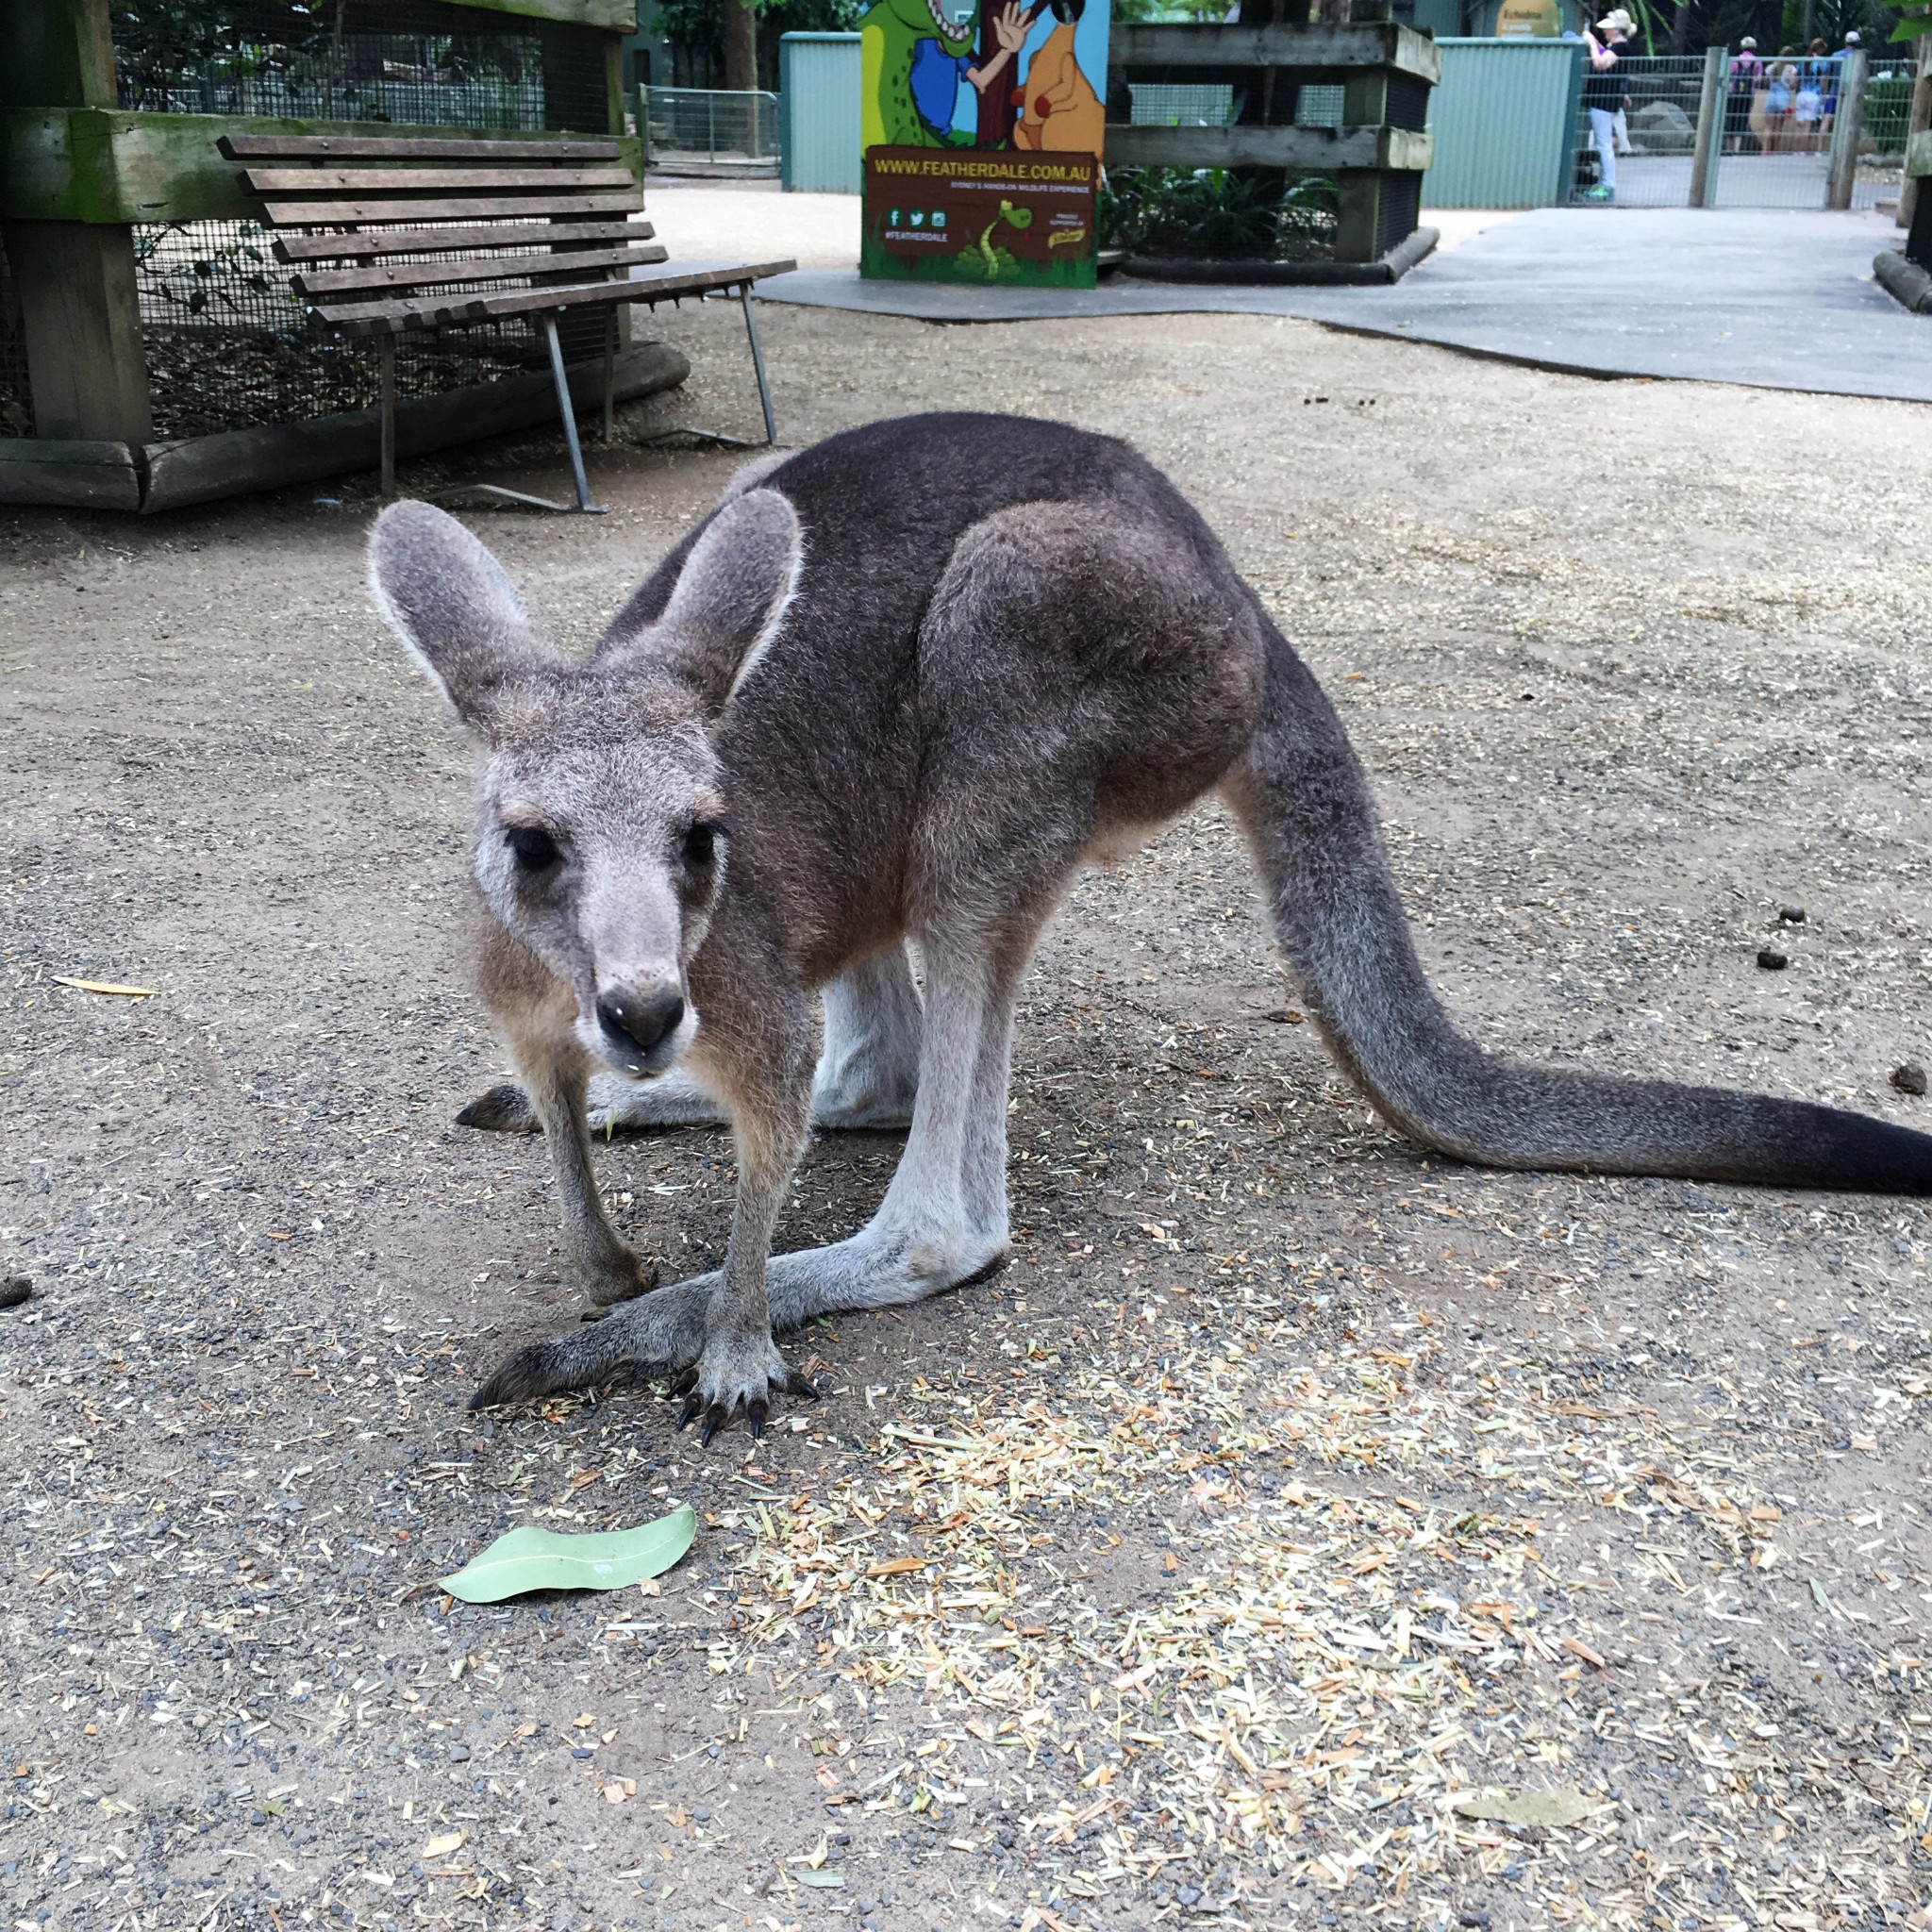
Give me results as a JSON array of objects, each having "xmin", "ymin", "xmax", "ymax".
[
  {"xmin": 505, "ymin": 824, "xmax": 560, "ymax": 872},
  {"xmin": 682, "ymin": 821, "xmax": 722, "ymax": 872}
]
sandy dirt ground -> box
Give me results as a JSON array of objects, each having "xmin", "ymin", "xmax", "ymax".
[{"xmin": 5, "ymin": 288, "xmax": 1932, "ymax": 1932}]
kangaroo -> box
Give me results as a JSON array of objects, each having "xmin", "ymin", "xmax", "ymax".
[{"xmin": 368, "ymin": 411, "xmax": 1932, "ymax": 1441}]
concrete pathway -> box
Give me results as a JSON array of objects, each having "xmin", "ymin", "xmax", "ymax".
[{"xmin": 754, "ymin": 208, "xmax": 1929, "ymax": 403}]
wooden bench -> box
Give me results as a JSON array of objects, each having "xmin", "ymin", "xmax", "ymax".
[{"xmin": 217, "ymin": 132, "xmax": 796, "ymax": 513}]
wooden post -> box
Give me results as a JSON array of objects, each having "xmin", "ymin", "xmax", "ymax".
[
  {"xmin": 2, "ymin": 0, "xmax": 154, "ymax": 443},
  {"xmin": 1333, "ymin": 174, "xmax": 1385, "ymax": 260},
  {"xmin": 1824, "ymin": 48, "xmax": 1867, "ymax": 211},
  {"xmin": 0, "ymin": 0, "xmax": 115, "ymax": 111},
  {"xmin": 2, "ymin": 221, "xmax": 152, "ymax": 442},
  {"xmin": 1688, "ymin": 44, "xmax": 1725, "ymax": 208},
  {"xmin": 1901, "ymin": 34, "xmax": 1932, "ymax": 234}
]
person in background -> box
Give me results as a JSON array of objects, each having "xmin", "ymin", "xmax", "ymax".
[
  {"xmin": 1818, "ymin": 29, "xmax": 1858, "ymax": 143},
  {"xmin": 1764, "ymin": 51, "xmax": 1796, "ymax": 153},
  {"xmin": 1795, "ymin": 42, "xmax": 1826, "ymax": 153},
  {"xmin": 1727, "ymin": 36, "xmax": 1762, "ymax": 154},
  {"xmin": 1581, "ymin": 9, "xmax": 1633, "ymax": 202}
]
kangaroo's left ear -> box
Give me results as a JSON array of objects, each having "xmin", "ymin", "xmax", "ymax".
[{"xmin": 616, "ymin": 489, "xmax": 803, "ymax": 718}]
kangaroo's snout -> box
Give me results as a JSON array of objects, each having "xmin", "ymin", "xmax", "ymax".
[{"xmin": 596, "ymin": 988, "xmax": 686, "ymax": 1067}]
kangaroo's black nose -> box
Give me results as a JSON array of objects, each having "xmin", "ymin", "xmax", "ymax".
[{"xmin": 596, "ymin": 991, "xmax": 685, "ymax": 1059}]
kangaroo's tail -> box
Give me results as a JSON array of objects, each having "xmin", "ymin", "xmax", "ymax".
[{"xmin": 1221, "ymin": 612, "xmax": 1932, "ymax": 1192}]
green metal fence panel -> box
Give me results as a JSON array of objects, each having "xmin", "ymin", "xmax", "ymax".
[
  {"xmin": 779, "ymin": 33, "xmax": 860, "ymax": 194},
  {"xmin": 1423, "ymin": 38, "xmax": 1582, "ymax": 208}
]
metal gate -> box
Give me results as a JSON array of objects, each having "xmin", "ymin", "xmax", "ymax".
[{"xmin": 1568, "ymin": 46, "xmax": 1910, "ymax": 213}]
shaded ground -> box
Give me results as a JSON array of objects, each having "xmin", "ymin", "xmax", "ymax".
[{"xmin": 3, "ymin": 296, "xmax": 1932, "ymax": 1932}]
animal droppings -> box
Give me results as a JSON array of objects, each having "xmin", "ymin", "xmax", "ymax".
[
  {"xmin": 1891, "ymin": 1063, "xmax": 1927, "ymax": 1097},
  {"xmin": 0, "ymin": 1277, "xmax": 32, "ymax": 1310},
  {"xmin": 1778, "ymin": 905, "xmax": 1807, "ymax": 924},
  {"xmin": 1757, "ymin": 947, "xmax": 1789, "ymax": 971}
]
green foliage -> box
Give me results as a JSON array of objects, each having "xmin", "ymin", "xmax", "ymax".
[
  {"xmin": 1112, "ymin": 0, "xmax": 1238, "ymax": 21},
  {"xmin": 1887, "ymin": 0, "xmax": 1932, "ymax": 41},
  {"xmin": 1101, "ymin": 167, "xmax": 1338, "ymax": 261},
  {"xmin": 655, "ymin": 0, "xmax": 867, "ymax": 55}
]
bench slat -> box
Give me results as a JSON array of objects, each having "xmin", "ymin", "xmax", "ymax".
[
  {"xmin": 291, "ymin": 242, "xmax": 669, "ymax": 297},
  {"xmin": 271, "ymin": 218, "xmax": 649, "ymax": 263},
  {"xmin": 242, "ymin": 165, "xmax": 639, "ymax": 194},
  {"xmin": 220, "ymin": 134, "xmax": 621, "ymax": 161},
  {"xmin": 314, "ymin": 261, "xmax": 798, "ymax": 335},
  {"xmin": 260, "ymin": 190, "xmax": 642, "ymax": 226}
]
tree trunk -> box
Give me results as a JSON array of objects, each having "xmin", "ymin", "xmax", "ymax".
[
  {"xmin": 1902, "ymin": 33, "xmax": 1932, "ymax": 232},
  {"xmin": 723, "ymin": 0, "xmax": 758, "ymax": 94},
  {"xmin": 976, "ymin": 3, "xmax": 1020, "ymax": 146}
]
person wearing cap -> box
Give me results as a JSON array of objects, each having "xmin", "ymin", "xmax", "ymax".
[
  {"xmin": 1580, "ymin": 10, "xmax": 1633, "ymax": 202},
  {"xmin": 1727, "ymin": 36, "xmax": 1763, "ymax": 154}
]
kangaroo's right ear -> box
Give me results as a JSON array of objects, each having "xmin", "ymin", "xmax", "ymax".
[{"xmin": 367, "ymin": 501, "xmax": 554, "ymax": 730}]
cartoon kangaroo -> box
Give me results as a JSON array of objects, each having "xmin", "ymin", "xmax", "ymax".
[{"xmin": 368, "ymin": 413, "xmax": 1932, "ymax": 1441}]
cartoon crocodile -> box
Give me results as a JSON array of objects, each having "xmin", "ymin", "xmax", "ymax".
[{"xmin": 861, "ymin": 0, "xmax": 1028, "ymax": 149}]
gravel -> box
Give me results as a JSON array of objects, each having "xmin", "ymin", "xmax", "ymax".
[{"xmin": 3, "ymin": 296, "xmax": 1930, "ymax": 1930}]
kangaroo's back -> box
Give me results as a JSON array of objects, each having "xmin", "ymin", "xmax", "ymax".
[{"xmin": 609, "ymin": 415, "xmax": 1238, "ymax": 972}]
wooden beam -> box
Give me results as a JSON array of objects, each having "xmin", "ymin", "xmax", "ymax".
[
  {"xmin": 2, "ymin": 110, "xmax": 643, "ymax": 224},
  {"xmin": 139, "ymin": 340, "xmax": 684, "ymax": 515},
  {"xmin": 0, "ymin": 437, "xmax": 141, "ymax": 511},
  {"xmin": 1108, "ymin": 22, "xmax": 1441, "ymax": 84},
  {"xmin": 2, "ymin": 218, "xmax": 151, "ymax": 442},
  {"xmin": 219, "ymin": 135, "xmax": 622, "ymax": 161},
  {"xmin": 240, "ymin": 165, "xmax": 639, "ymax": 194},
  {"xmin": 1101, "ymin": 124, "xmax": 1432, "ymax": 172},
  {"xmin": 259, "ymin": 190, "xmax": 641, "ymax": 225},
  {"xmin": 271, "ymin": 217, "xmax": 651, "ymax": 263},
  {"xmin": 314, "ymin": 260, "xmax": 797, "ymax": 336},
  {"xmin": 291, "ymin": 242, "xmax": 666, "ymax": 297}
]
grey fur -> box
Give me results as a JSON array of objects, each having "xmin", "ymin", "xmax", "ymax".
[{"xmin": 369, "ymin": 412, "xmax": 1932, "ymax": 1440}]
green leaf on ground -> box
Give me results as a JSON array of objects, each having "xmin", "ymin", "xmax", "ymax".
[
  {"xmin": 1452, "ymin": 1786, "xmax": 1597, "ymax": 1827},
  {"xmin": 439, "ymin": 1506, "xmax": 696, "ymax": 1603}
]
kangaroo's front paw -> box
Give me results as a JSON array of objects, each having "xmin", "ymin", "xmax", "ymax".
[{"xmin": 672, "ymin": 1332, "xmax": 818, "ymax": 1446}]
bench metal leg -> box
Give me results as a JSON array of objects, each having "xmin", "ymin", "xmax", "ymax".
[
  {"xmin": 435, "ymin": 314, "xmax": 610, "ymax": 516},
  {"xmin": 739, "ymin": 284, "xmax": 777, "ymax": 446},
  {"xmin": 544, "ymin": 315, "xmax": 601, "ymax": 513},
  {"xmin": 378, "ymin": 336, "xmax": 396, "ymax": 500}
]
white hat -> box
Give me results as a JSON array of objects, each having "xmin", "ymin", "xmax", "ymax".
[
  {"xmin": 1740, "ymin": 34, "xmax": 1757, "ymax": 47},
  {"xmin": 1844, "ymin": 27, "xmax": 1860, "ymax": 41},
  {"xmin": 1595, "ymin": 8, "xmax": 1634, "ymax": 30}
]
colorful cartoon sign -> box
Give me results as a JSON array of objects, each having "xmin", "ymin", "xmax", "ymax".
[{"xmin": 858, "ymin": 0, "xmax": 1108, "ymax": 287}]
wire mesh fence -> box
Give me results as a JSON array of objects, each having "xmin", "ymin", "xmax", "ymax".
[
  {"xmin": 1857, "ymin": 57, "xmax": 1921, "ymax": 212},
  {"xmin": 1120, "ymin": 82, "xmax": 1348, "ymax": 127},
  {"xmin": 0, "ymin": 237, "xmax": 32, "ymax": 438},
  {"xmin": 1572, "ymin": 53, "xmax": 1708, "ymax": 206},
  {"xmin": 108, "ymin": 0, "xmax": 610, "ymax": 132},
  {"xmin": 1571, "ymin": 48, "xmax": 1916, "ymax": 212},
  {"xmin": 641, "ymin": 89, "xmax": 781, "ymax": 170},
  {"xmin": 132, "ymin": 220, "xmax": 554, "ymax": 441}
]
